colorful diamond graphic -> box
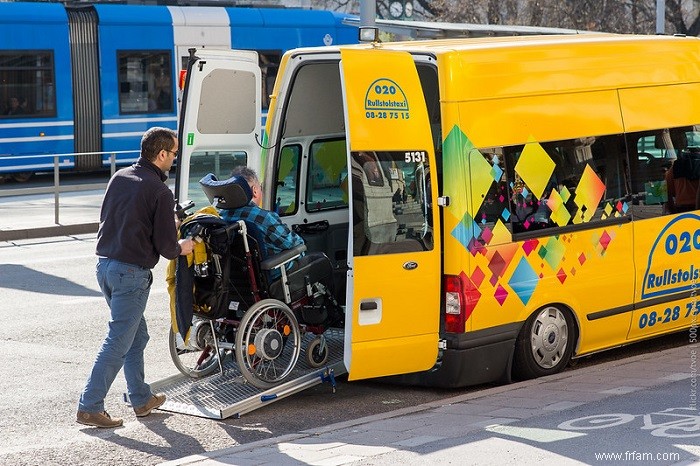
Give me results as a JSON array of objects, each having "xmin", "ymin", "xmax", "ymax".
[
  {"xmin": 494, "ymin": 284, "xmax": 509, "ymax": 305},
  {"xmin": 522, "ymin": 238, "xmax": 539, "ymax": 256},
  {"xmin": 471, "ymin": 266, "xmax": 486, "ymax": 288},
  {"xmin": 556, "ymin": 268, "xmax": 567, "ymax": 284},
  {"xmin": 514, "ymin": 140, "xmax": 555, "ymax": 199},
  {"xmin": 491, "ymin": 163, "xmax": 504, "ymax": 182},
  {"xmin": 451, "ymin": 213, "xmax": 480, "ymax": 249},
  {"xmin": 488, "ymin": 251, "xmax": 507, "ymax": 286},
  {"xmin": 572, "ymin": 164, "xmax": 606, "ymax": 224},
  {"xmin": 480, "ymin": 226, "xmax": 493, "ymax": 244},
  {"xmin": 501, "ymin": 208, "xmax": 511, "ymax": 221},
  {"xmin": 509, "ymin": 257, "xmax": 539, "ymax": 306},
  {"xmin": 542, "ymin": 236, "xmax": 566, "ymax": 270}
]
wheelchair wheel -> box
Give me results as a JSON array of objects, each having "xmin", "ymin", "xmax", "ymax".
[
  {"xmin": 235, "ymin": 299, "xmax": 301, "ymax": 389},
  {"xmin": 168, "ymin": 326, "xmax": 222, "ymax": 378},
  {"xmin": 305, "ymin": 335, "xmax": 329, "ymax": 368}
]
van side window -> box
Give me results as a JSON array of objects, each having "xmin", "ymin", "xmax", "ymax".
[
  {"xmin": 306, "ymin": 138, "xmax": 349, "ymax": 213},
  {"xmin": 351, "ymin": 150, "xmax": 433, "ymax": 256},
  {"xmin": 474, "ymin": 134, "xmax": 628, "ymax": 239},
  {"xmin": 188, "ymin": 151, "xmax": 247, "ymax": 208},
  {"xmin": 274, "ymin": 144, "xmax": 301, "ymax": 216},
  {"xmin": 626, "ymin": 125, "xmax": 700, "ymax": 217}
]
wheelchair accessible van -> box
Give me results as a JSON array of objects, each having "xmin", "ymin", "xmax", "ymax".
[{"xmin": 168, "ymin": 174, "xmax": 344, "ymax": 389}]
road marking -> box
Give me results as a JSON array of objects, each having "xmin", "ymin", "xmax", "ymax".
[{"xmin": 485, "ymin": 424, "xmax": 586, "ymax": 443}]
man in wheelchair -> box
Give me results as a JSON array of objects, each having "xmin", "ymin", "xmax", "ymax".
[
  {"xmin": 197, "ymin": 169, "xmax": 343, "ymax": 329},
  {"xmin": 218, "ymin": 167, "xmax": 304, "ymax": 281},
  {"xmin": 169, "ymin": 170, "xmax": 344, "ymax": 387}
]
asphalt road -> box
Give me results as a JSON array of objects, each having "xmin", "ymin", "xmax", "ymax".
[{"xmin": 0, "ymin": 233, "xmax": 690, "ymax": 466}]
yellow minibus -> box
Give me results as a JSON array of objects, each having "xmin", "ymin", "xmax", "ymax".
[{"xmin": 175, "ymin": 32, "xmax": 700, "ymax": 387}]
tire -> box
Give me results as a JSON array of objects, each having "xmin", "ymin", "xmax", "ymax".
[
  {"xmin": 513, "ymin": 305, "xmax": 576, "ymax": 380},
  {"xmin": 168, "ymin": 326, "xmax": 221, "ymax": 378},
  {"xmin": 305, "ymin": 335, "xmax": 329, "ymax": 368},
  {"xmin": 11, "ymin": 172, "xmax": 32, "ymax": 182},
  {"xmin": 235, "ymin": 299, "xmax": 301, "ymax": 389}
]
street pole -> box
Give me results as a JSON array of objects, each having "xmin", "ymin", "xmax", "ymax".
[
  {"xmin": 360, "ymin": 0, "xmax": 376, "ymax": 27},
  {"xmin": 656, "ymin": 0, "xmax": 665, "ymax": 34}
]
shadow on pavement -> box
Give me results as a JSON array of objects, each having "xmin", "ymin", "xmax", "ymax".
[{"xmin": 0, "ymin": 264, "xmax": 102, "ymax": 297}]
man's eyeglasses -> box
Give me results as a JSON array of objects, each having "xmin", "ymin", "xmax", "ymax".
[{"xmin": 164, "ymin": 149, "xmax": 177, "ymax": 156}]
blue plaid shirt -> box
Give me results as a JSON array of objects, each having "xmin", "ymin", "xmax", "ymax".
[{"xmin": 219, "ymin": 203, "xmax": 304, "ymax": 278}]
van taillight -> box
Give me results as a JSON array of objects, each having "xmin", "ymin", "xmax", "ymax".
[{"xmin": 444, "ymin": 274, "xmax": 467, "ymax": 333}]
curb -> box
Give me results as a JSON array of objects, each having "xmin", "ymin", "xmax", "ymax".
[
  {"xmin": 162, "ymin": 344, "xmax": 684, "ymax": 466},
  {"xmin": 0, "ymin": 223, "xmax": 99, "ymax": 242}
]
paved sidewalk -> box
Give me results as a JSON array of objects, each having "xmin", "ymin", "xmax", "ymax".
[
  {"xmin": 161, "ymin": 343, "xmax": 698, "ymax": 466},
  {"xmin": 0, "ymin": 190, "xmax": 102, "ymax": 241}
]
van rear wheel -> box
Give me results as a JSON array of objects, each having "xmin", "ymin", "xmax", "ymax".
[{"xmin": 513, "ymin": 305, "xmax": 576, "ymax": 380}]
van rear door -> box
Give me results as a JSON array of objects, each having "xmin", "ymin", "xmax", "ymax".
[
  {"xmin": 175, "ymin": 49, "xmax": 262, "ymax": 206},
  {"xmin": 340, "ymin": 48, "xmax": 441, "ymax": 380}
]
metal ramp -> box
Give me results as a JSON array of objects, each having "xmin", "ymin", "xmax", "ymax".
[{"xmin": 149, "ymin": 329, "xmax": 346, "ymax": 419}]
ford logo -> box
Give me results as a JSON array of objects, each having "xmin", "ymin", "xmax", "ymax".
[{"xmin": 403, "ymin": 261, "xmax": 418, "ymax": 270}]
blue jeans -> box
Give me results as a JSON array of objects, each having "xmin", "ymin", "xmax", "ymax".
[{"xmin": 78, "ymin": 258, "xmax": 154, "ymax": 413}]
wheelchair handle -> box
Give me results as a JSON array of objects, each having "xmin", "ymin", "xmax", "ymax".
[
  {"xmin": 175, "ymin": 200, "xmax": 195, "ymax": 220},
  {"xmin": 224, "ymin": 220, "xmax": 244, "ymax": 236}
]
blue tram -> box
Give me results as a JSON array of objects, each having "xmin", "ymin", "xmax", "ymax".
[{"xmin": 0, "ymin": 2, "xmax": 357, "ymax": 181}]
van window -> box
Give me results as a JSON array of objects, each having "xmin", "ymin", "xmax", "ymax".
[
  {"xmin": 188, "ymin": 151, "xmax": 247, "ymax": 208},
  {"xmin": 351, "ymin": 150, "xmax": 433, "ymax": 256},
  {"xmin": 306, "ymin": 138, "xmax": 348, "ymax": 213},
  {"xmin": 627, "ymin": 125, "xmax": 700, "ymax": 217},
  {"xmin": 476, "ymin": 133, "xmax": 628, "ymax": 238},
  {"xmin": 274, "ymin": 144, "xmax": 301, "ymax": 216}
]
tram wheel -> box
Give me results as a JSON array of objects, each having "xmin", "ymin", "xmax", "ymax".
[{"xmin": 12, "ymin": 172, "xmax": 32, "ymax": 182}]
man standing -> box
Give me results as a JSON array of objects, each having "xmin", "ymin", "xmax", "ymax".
[{"xmin": 77, "ymin": 127, "xmax": 194, "ymax": 428}]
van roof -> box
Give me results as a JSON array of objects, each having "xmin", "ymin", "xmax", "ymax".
[{"xmin": 300, "ymin": 34, "xmax": 700, "ymax": 101}]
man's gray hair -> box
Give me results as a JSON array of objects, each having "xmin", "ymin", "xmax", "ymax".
[{"xmin": 231, "ymin": 166, "xmax": 259, "ymax": 185}]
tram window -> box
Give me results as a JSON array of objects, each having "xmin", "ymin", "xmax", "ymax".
[
  {"xmin": 188, "ymin": 151, "xmax": 247, "ymax": 208},
  {"xmin": 306, "ymin": 138, "xmax": 348, "ymax": 213},
  {"xmin": 118, "ymin": 50, "xmax": 173, "ymax": 114},
  {"xmin": 0, "ymin": 51, "xmax": 56, "ymax": 118},
  {"xmin": 351, "ymin": 150, "xmax": 433, "ymax": 256},
  {"xmin": 274, "ymin": 145, "xmax": 301, "ymax": 216}
]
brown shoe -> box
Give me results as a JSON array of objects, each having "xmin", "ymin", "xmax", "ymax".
[
  {"xmin": 77, "ymin": 410, "xmax": 123, "ymax": 428},
  {"xmin": 134, "ymin": 393, "xmax": 166, "ymax": 417}
]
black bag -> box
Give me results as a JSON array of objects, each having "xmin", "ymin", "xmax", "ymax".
[{"xmin": 180, "ymin": 216, "xmax": 234, "ymax": 320}]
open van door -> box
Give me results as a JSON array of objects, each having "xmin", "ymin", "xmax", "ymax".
[
  {"xmin": 340, "ymin": 48, "xmax": 441, "ymax": 380},
  {"xmin": 175, "ymin": 49, "xmax": 262, "ymax": 207}
]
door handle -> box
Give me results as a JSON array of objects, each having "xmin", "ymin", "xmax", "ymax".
[{"xmin": 293, "ymin": 220, "xmax": 329, "ymax": 234}]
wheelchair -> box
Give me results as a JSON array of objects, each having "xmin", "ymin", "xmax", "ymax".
[{"xmin": 169, "ymin": 174, "xmax": 343, "ymax": 389}]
